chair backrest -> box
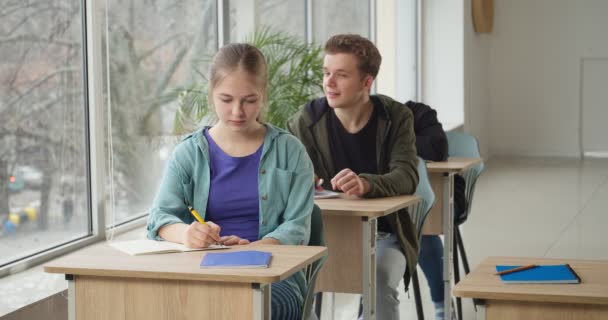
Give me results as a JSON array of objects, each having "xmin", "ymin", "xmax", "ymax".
[
  {"xmin": 446, "ymin": 131, "xmax": 484, "ymax": 221},
  {"xmin": 411, "ymin": 157, "xmax": 435, "ymax": 242},
  {"xmin": 302, "ymin": 204, "xmax": 326, "ymax": 320}
]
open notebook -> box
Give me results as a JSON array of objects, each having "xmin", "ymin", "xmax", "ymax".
[
  {"xmin": 109, "ymin": 239, "xmax": 228, "ymax": 256},
  {"xmin": 314, "ymin": 189, "xmax": 340, "ymax": 199}
]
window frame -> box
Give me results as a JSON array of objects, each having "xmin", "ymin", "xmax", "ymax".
[{"xmin": 0, "ymin": 0, "xmax": 106, "ymax": 278}]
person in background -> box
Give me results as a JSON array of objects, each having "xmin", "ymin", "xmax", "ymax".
[
  {"xmin": 406, "ymin": 100, "xmax": 466, "ymax": 320},
  {"xmin": 288, "ymin": 34, "xmax": 419, "ymax": 320},
  {"xmin": 147, "ymin": 43, "xmax": 314, "ymax": 320}
]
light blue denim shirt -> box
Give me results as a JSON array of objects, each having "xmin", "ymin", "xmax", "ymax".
[{"xmin": 147, "ymin": 124, "xmax": 315, "ymax": 297}]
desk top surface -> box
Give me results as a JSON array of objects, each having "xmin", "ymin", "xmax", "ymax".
[
  {"xmin": 426, "ymin": 157, "xmax": 483, "ymax": 173},
  {"xmin": 314, "ymin": 194, "xmax": 420, "ymax": 218},
  {"xmin": 44, "ymin": 243, "xmax": 326, "ymax": 284},
  {"xmin": 453, "ymin": 256, "xmax": 608, "ymax": 305}
]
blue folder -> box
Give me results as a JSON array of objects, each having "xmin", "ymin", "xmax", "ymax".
[
  {"xmin": 200, "ymin": 250, "xmax": 272, "ymax": 268},
  {"xmin": 496, "ymin": 264, "xmax": 581, "ymax": 284}
]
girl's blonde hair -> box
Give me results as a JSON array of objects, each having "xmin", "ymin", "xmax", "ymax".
[{"xmin": 208, "ymin": 43, "xmax": 268, "ymax": 121}]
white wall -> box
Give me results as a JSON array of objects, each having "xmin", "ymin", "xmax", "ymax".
[
  {"xmin": 376, "ymin": 0, "xmax": 397, "ymax": 97},
  {"xmin": 376, "ymin": 0, "xmax": 417, "ymax": 102},
  {"xmin": 421, "ymin": 0, "xmax": 465, "ymax": 129},
  {"xmin": 463, "ymin": 0, "xmax": 491, "ymax": 156},
  {"xmin": 420, "ymin": 0, "xmax": 491, "ymax": 155},
  {"xmin": 487, "ymin": 0, "xmax": 608, "ymax": 157},
  {"xmin": 582, "ymin": 59, "xmax": 608, "ymax": 156}
]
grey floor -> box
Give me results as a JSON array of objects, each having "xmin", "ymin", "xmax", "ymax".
[
  {"xmin": 322, "ymin": 157, "xmax": 608, "ymax": 320},
  {"xmin": 2, "ymin": 157, "xmax": 608, "ymax": 318}
]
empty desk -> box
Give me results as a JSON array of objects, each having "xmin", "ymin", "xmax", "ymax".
[{"xmin": 453, "ymin": 256, "xmax": 608, "ymax": 320}]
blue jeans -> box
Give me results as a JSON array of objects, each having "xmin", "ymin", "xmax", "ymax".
[
  {"xmin": 418, "ymin": 235, "xmax": 444, "ymax": 302},
  {"xmin": 376, "ymin": 232, "xmax": 407, "ymax": 320}
]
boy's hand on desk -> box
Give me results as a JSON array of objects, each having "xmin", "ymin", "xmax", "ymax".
[
  {"xmin": 331, "ymin": 169, "xmax": 370, "ymax": 197},
  {"xmin": 182, "ymin": 221, "xmax": 221, "ymax": 248},
  {"xmin": 220, "ymin": 235, "xmax": 250, "ymax": 246}
]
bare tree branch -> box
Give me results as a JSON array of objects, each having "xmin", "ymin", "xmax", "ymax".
[
  {"xmin": 154, "ymin": 46, "xmax": 189, "ymax": 96},
  {"xmin": 0, "ymin": 127, "xmax": 75, "ymax": 153},
  {"xmin": 5, "ymin": 15, "xmax": 29, "ymax": 35},
  {"xmin": 137, "ymin": 32, "xmax": 187, "ymax": 62},
  {"xmin": 6, "ymin": 46, "xmax": 31, "ymax": 93},
  {"xmin": 3, "ymin": 67, "xmax": 79, "ymax": 109},
  {"xmin": 0, "ymin": 2, "xmax": 71, "ymax": 19},
  {"xmin": 12, "ymin": 90, "xmax": 82, "ymax": 119},
  {"xmin": 0, "ymin": 35, "xmax": 79, "ymax": 48}
]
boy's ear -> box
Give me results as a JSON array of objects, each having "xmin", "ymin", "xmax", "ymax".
[{"xmin": 364, "ymin": 75, "xmax": 374, "ymax": 89}]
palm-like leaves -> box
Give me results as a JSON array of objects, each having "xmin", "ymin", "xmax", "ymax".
[{"xmin": 173, "ymin": 28, "xmax": 323, "ymax": 134}]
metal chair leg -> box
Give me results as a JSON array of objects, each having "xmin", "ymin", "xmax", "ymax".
[
  {"xmin": 456, "ymin": 227, "xmax": 470, "ymax": 275},
  {"xmin": 453, "ymin": 228, "xmax": 462, "ymax": 320},
  {"xmin": 314, "ymin": 292, "xmax": 322, "ymax": 318},
  {"xmin": 456, "ymin": 227, "xmax": 478, "ymax": 311},
  {"xmin": 412, "ymin": 270, "xmax": 425, "ymax": 320}
]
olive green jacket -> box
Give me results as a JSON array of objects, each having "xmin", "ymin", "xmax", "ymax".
[{"xmin": 287, "ymin": 94, "xmax": 420, "ymax": 289}]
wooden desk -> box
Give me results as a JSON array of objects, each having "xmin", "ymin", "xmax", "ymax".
[
  {"xmin": 423, "ymin": 157, "xmax": 483, "ymax": 235},
  {"xmin": 453, "ymin": 256, "xmax": 608, "ymax": 320},
  {"xmin": 315, "ymin": 194, "xmax": 421, "ymax": 320},
  {"xmin": 422, "ymin": 157, "xmax": 483, "ymax": 319},
  {"xmin": 44, "ymin": 243, "xmax": 327, "ymax": 320}
]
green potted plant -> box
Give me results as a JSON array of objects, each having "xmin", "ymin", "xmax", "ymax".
[{"xmin": 173, "ymin": 28, "xmax": 324, "ymax": 133}]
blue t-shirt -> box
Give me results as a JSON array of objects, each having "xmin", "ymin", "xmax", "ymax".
[{"xmin": 204, "ymin": 129, "xmax": 263, "ymax": 242}]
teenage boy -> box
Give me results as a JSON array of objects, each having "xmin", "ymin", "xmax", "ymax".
[{"xmin": 288, "ymin": 34, "xmax": 419, "ymax": 320}]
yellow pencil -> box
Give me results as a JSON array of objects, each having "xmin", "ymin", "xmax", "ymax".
[
  {"xmin": 188, "ymin": 206, "xmax": 224, "ymax": 245},
  {"xmin": 188, "ymin": 206, "xmax": 205, "ymax": 224}
]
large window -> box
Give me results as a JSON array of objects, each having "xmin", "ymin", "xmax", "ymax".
[
  {"xmin": 101, "ymin": 0, "xmax": 217, "ymax": 226},
  {"xmin": 0, "ymin": 0, "xmax": 90, "ymax": 267},
  {"xmin": 226, "ymin": 0, "xmax": 306, "ymax": 43},
  {"xmin": 257, "ymin": 0, "xmax": 306, "ymax": 39},
  {"xmin": 395, "ymin": 0, "xmax": 419, "ymax": 102},
  {"xmin": 311, "ymin": 0, "xmax": 371, "ymax": 43}
]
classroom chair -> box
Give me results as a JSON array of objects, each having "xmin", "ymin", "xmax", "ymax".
[
  {"xmin": 411, "ymin": 156, "xmax": 436, "ymax": 320},
  {"xmin": 304, "ymin": 204, "xmax": 326, "ymax": 320},
  {"xmin": 446, "ymin": 131, "xmax": 484, "ymax": 320}
]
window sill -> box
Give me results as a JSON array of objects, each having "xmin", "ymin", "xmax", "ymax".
[
  {"xmin": 0, "ymin": 224, "xmax": 148, "ymax": 317},
  {"xmin": 0, "ymin": 263, "xmax": 66, "ymax": 317}
]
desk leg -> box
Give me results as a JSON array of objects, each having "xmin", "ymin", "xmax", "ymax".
[
  {"xmin": 253, "ymin": 283, "xmax": 271, "ymax": 320},
  {"xmin": 361, "ymin": 217, "xmax": 377, "ymax": 320},
  {"xmin": 476, "ymin": 303, "xmax": 486, "ymax": 320},
  {"xmin": 319, "ymin": 292, "xmax": 335, "ymax": 320},
  {"xmin": 442, "ymin": 173, "xmax": 454, "ymax": 319},
  {"xmin": 66, "ymin": 274, "xmax": 75, "ymax": 320}
]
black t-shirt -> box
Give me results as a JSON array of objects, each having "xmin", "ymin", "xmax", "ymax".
[
  {"xmin": 327, "ymin": 104, "xmax": 392, "ymax": 233},
  {"xmin": 328, "ymin": 107, "xmax": 378, "ymax": 175}
]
